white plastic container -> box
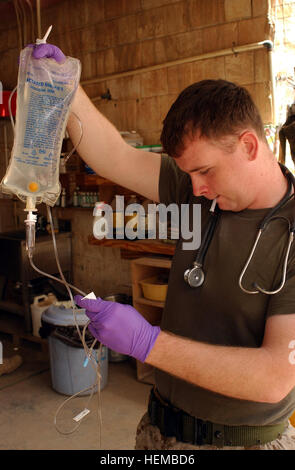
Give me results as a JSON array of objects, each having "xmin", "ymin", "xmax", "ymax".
[{"xmin": 31, "ymin": 293, "xmax": 57, "ymax": 337}]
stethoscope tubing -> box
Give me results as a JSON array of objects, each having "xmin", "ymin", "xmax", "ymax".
[
  {"xmin": 239, "ymin": 219, "xmax": 294, "ymax": 295},
  {"xmin": 239, "ymin": 163, "xmax": 295, "ymax": 295},
  {"xmin": 254, "ymin": 231, "xmax": 294, "ymax": 294}
]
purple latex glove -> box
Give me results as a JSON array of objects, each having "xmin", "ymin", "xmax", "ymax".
[
  {"xmin": 74, "ymin": 295, "xmax": 161, "ymax": 363},
  {"xmin": 31, "ymin": 43, "xmax": 66, "ymax": 63}
]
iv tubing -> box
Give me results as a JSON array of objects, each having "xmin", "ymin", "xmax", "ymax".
[
  {"xmin": 8, "ymin": 86, "xmax": 17, "ymax": 132},
  {"xmin": 27, "ymin": 205, "xmax": 102, "ymax": 441},
  {"xmin": 24, "ymin": 205, "xmax": 102, "ymax": 439},
  {"xmin": 62, "ymin": 111, "xmax": 83, "ymax": 166}
]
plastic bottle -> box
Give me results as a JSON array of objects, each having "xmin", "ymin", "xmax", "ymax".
[
  {"xmin": 80, "ymin": 192, "xmax": 86, "ymax": 207},
  {"xmin": 73, "ymin": 191, "xmax": 78, "ymax": 207},
  {"xmin": 61, "ymin": 188, "xmax": 66, "ymax": 207},
  {"xmin": 90, "ymin": 192, "xmax": 95, "ymax": 206}
]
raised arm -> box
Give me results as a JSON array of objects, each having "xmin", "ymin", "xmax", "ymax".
[
  {"xmin": 32, "ymin": 44, "xmax": 162, "ymax": 202},
  {"xmin": 67, "ymin": 85, "xmax": 162, "ymax": 202}
]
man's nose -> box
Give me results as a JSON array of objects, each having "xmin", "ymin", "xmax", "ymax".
[{"xmin": 191, "ymin": 175, "xmax": 209, "ymax": 197}]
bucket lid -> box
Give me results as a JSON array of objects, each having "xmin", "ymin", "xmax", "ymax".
[{"xmin": 41, "ymin": 304, "xmax": 89, "ymax": 326}]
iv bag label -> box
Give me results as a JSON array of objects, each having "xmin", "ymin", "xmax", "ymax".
[{"xmin": 23, "ymin": 92, "xmax": 64, "ymax": 156}]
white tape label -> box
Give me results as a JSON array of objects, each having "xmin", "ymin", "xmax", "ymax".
[
  {"xmin": 73, "ymin": 408, "xmax": 90, "ymax": 422},
  {"xmin": 82, "ymin": 292, "xmax": 96, "ymax": 300}
]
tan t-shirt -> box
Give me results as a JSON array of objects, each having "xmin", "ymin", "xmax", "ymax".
[{"xmin": 156, "ymin": 155, "xmax": 295, "ymax": 426}]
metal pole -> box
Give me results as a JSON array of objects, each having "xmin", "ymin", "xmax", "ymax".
[{"xmin": 82, "ymin": 41, "xmax": 273, "ymax": 87}]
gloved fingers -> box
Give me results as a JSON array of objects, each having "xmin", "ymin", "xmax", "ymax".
[
  {"xmin": 85, "ymin": 309, "xmax": 101, "ymax": 322},
  {"xmin": 49, "ymin": 45, "xmax": 66, "ymax": 63},
  {"xmin": 32, "ymin": 44, "xmax": 66, "ymax": 63},
  {"xmin": 87, "ymin": 323, "xmax": 99, "ymax": 341},
  {"xmin": 74, "ymin": 295, "xmax": 111, "ymax": 313},
  {"xmin": 32, "ymin": 44, "xmax": 53, "ymax": 59},
  {"xmin": 74, "ymin": 294, "xmax": 87, "ymax": 307}
]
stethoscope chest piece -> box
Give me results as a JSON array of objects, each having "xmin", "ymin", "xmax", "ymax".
[
  {"xmin": 184, "ymin": 265, "xmax": 205, "ymax": 287},
  {"xmin": 184, "ymin": 198, "xmax": 220, "ymax": 288}
]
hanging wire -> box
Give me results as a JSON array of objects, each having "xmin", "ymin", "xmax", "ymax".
[
  {"xmin": 13, "ymin": 0, "xmax": 23, "ymax": 50},
  {"xmin": 24, "ymin": 0, "xmax": 35, "ymax": 44}
]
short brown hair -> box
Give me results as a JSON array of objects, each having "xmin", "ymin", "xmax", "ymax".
[{"xmin": 160, "ymin": 79, "xmax": 266, "ymax": 157}]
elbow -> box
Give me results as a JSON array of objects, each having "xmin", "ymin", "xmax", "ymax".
[
  {"xmin": 258, "ymin": 347, "xmax": 295, "ymax": 403},
  {"xmin": 262, "ymin": 382, "xmax": 293, "ymax": 404},
  {"xmin": 264, "ymin": 391, "xmax": 285, "ymax": 404}
]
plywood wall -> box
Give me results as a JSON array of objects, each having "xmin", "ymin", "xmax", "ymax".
[{"xmin": 1, "ymin": 0, "xmax": 273, "ymax": 145}]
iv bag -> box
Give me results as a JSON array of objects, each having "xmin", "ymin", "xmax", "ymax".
[{"xmin": 1, "ymin": 47, "xmax": 81, "ymax": 206}]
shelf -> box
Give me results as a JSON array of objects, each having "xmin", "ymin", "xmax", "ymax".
[
  {"xmin": 0, "ymin": 300, "xmax": 25, "ymax": 316},
  {"xmin": 88, "ymin": 236, "xmax": 176, "ymax": 256},
  {"xmin": 75, "ymin": 174, "xmax": 117, "ymax": 186},
  {"xmin": 131, "ymin": 256, "xmax": 171, "ymax": 384},
  {"xmin": 133, "ymin": 296, "xmax": 165, "ymax": 309},
  {"xmin": 132, "ymin": 257, "xmax": 172, "ymax": 269}
]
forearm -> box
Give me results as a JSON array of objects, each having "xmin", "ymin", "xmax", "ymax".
[
  {"xmin": 67, "ymin": 85, "xmax": 161, "ymax": 201},
  {"xmin": 146, "ymin": 331, "xmax": 280, "ymax": 403},
  {"xmin": 67, "ymin": 86, "xmax": 130, "ymax": 179}
]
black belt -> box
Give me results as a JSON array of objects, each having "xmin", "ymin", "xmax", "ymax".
[{"xmin": 148, "ymin": 388, "xmax": 287, "ymax": 447}]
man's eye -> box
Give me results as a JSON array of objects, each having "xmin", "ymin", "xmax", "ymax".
[{"xmin": 200, "ymin": 169, "xmax": 210, "ymax": 175}]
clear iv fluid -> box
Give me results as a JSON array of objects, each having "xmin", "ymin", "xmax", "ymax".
[{"xmin": 1, "ymin": 47, "xmax": 81, "ymax": 206}]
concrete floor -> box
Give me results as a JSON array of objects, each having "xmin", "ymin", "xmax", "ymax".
[{"xmin": 0, "ymin": 334, "xmax": 151, "ymax": 450}]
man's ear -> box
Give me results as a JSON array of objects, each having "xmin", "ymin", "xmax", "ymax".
[{"xmin": 239, "ymin": 131, "xmax": 258, "ymax": 161}]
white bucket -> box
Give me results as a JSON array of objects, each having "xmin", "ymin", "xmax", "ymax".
[{"xmin": 31, "ymin": 293, "xmax": 57, "ymax": 337}]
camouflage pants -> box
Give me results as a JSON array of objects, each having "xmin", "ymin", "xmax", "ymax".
[{"xmin": 135, "ymin": 412, "xmax": 295, "ymax": 450}]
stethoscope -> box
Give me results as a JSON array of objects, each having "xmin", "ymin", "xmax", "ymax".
[{"xmin": 184, "ymin": 163, "xmax": 295, "ymax": 295}]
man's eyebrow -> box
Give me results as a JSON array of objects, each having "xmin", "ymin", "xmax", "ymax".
[{"xmin": 189, "ymin": 165, "xmax": 209, "ymax": 173}]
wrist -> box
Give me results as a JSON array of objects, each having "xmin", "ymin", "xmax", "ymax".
[{"xmin": 143, "ymin": 326, "xmax": 162, "ymax": 363}]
